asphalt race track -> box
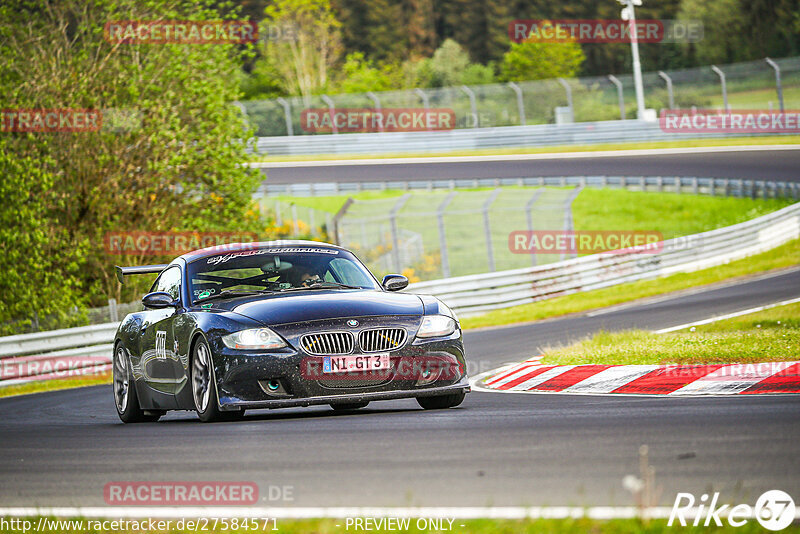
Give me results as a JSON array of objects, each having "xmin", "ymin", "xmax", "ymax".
[
  {"xmin": 2, "ymin": 268, "xmax": 799, "ymax": 508},
  {"xmin": 261, "ymin": 147, "xmax": 800, "ymax": 184}
]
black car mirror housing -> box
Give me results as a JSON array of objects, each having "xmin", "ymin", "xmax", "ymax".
[
  {"xmin": 142, "ymin": 291, "xmax": 178, "ymax": 309},
  {"xmin": 381, "ymin": 274, "xmax": 409, "ymax": 292}
]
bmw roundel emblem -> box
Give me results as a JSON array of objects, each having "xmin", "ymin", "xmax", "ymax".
[{"xmin": 347, "ymin": 319, "xmax": 359, "ymax": 327}]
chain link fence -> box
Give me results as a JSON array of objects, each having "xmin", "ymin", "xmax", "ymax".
[
  {"xmin": 241, "ymin": 57, "xmax": 800, "ymax": 136},
  {"xmin": 335, "ymin": 187, "xmax": 580, "ymax": 281}
]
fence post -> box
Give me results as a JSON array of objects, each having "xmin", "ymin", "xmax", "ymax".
[
  {"xmin": 765, "ymin": 58, "xmax": 785, "ymax": 113},
  {"xmin": 331, "ymin": 197, "xmax": 354, "ymax": 245},
  {"xmin": 389, "ymin": 194, "xmax": 411, "ymax": 272},
  {"xmin": 414, "ymin": 88, "xmax": 432, "ymax": 131},
  {"xmin": 557, "ymin": 78, "xmax": 574, "ymax": 121},
  {"xmin": 437, "ymin": 192, "xmax": 457, "ymax": 278},
  {"xmin": 657, "ymin": 71, "xmax": 675, "ymax": 110},
  {"xmin": 507, "ymin": 82, "xmax": 526, "ymax": 125},
  {"xmin": 291, "ymin": 205, "xmax": 299, "ymax": 235},
  {"xmin": 321, "ymin": 94, "xmax": 338, "ymax": 134},
  {"xmin": 275, "ymin": 200, "xmax": 283, "ymax": 225},
  {"xmin": 108, "ymin": 299, "xmax": 119, "ymax": 323},
  {"xmin": 482, "ymin": 189, "xmax": 502, "ymax": 272},
  {"xmin": 525, "ymin": 189, "xmax": 543, "ymax": 266},
  {"xmin": 562, "ymin": 186, "xmax": 582, "ymax": 260},
  {"xmin": 276, "ymin": 97, "xmax": 293, "ymax": 136},
  {"xmin": 460, "ymin": 85, "xmax": 479, "ymax": 128},
  {"xmin": 365, "ymin": 91, "xmax": 384, "ymax": 132},
  {"xmin": 607, "ymin": 75, "xmax": 626, "ymax": 120},
  {"xmin": 710, "ymin": 66, "xmax": 729, "ymax": 111}
]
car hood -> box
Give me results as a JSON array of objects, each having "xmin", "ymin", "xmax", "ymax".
[{"xmin": 213, "ymin": 289, "xmax": 424, "ymax": 325}]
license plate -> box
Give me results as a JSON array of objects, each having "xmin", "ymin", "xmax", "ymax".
[{"xmin": 323, "ymin": 353, "xmax": 390, "ymax": 374}]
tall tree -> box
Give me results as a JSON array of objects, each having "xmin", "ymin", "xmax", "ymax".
[
  {"xmin": 0, "ymin": 0, "xmax": 260, "ymax": 316},
  {"xmin": 261, "ymin": 0, "xmax": 343, "ymax": 98}
]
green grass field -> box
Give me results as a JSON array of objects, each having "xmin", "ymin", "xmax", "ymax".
[
  {"xmin": 275, "ymin": 187, "xmax": 793, "ymax": 280},
  {"xmin": 0, "ymin": 374, "xmax": 110, "ymax": 399},
  {"xmin": 540, "ymin": 301, "xmax": 799, "ymax": 366}
]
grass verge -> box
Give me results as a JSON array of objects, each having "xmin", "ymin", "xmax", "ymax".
[
  {"xmin": 460, "ymin": 238, "xmax": 800, "ymax": 330},
  {"xmin": 541, "ymin": 301, "xmax": 800, "ymax": 366},
  {"xmin": 253, "ymin": 135, "xmax": 800, "ymax": 162},
  {"xmin": 0, "ymin": 374, "xmax": 110, "ymax": 399},
  {"xmin": 1, "ymin": 517, "xmax": 793, "ymax": 533}
]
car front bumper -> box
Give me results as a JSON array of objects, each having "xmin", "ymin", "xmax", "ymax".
[{"xmin": 218, "ymin": 379, "xmax": 470, "ymax": 410}]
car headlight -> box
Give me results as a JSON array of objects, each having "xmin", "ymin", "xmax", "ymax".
[
  {"xmin": 222, "ymin": 328, "xmax": 287, "ymax": 350},
  {"xmin": 416, "ymin": 315, "xmax": 457, "ymax": 339}
]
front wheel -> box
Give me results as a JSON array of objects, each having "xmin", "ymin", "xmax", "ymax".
[
  {"xmin": 192, "ymin": 338, "xmax": 224, "ymax": 423},
  {"xmin": 417, "ymin": 391, "xmax": 466, "ymax": 410},
  {"xmin": 113, "ymin": 344, "xmax": 160, "ymax": 423}
]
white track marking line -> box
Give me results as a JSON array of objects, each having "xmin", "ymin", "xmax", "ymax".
[
  {"xmin": 0, "ymin": 505, "xmax": 704, "ymax": 520},
  {"xmin": 670, "ymin": 361, "xmax": 799, "ymax": 395},
  {"xmin": 507, "ymin": 365, "xmax": 576, "ymax": 391},
  {"xmin": 251, "ymin": 145, "xmax": 800, "ymax": 168},
  {"xmin": 654, "ymin": 296, "xmax": 800, "ymax": 334},
  {"xmin": 562, "ymin": 365, "xmax": 660, "ymax": 394}
]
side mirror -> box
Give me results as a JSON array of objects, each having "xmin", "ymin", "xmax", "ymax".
[
  {"xmin": 381, "ymin": 274, "xmax": 408, "ymax": 292},
  {"xmin": 142, "ymin": 291, "xmax": 178, "ymax": 309}
]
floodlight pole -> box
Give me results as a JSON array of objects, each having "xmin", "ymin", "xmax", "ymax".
[{"xmin": 619, "ymin": 0, "xmax": 646, "ymax": 120}]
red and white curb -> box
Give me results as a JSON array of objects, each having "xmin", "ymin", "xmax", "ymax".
[{"xmin": 475, "ymin": 357, "xmax": 800, "ymax": 396}]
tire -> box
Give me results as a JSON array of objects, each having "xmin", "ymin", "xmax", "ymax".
[
  {"xmin": 330, "ymin": 401, "xmax": 370, "ymax": 411},
  {"xmin": 416, "ymin": 391, "xmax": 466, "ymax": 410},
  {"xmin": 191, "ymin": 337, "xmax": 225, "ymax": 423},
  {"xmin": 113, "ymin": 344, "xmax": 161, "ymax": 423}
]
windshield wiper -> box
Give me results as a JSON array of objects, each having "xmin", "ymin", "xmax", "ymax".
[{"xmin": 281, "ymin": 282, "xmax": 362, "ymax": 291}]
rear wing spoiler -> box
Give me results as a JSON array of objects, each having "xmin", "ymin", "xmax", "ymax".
[{"xmin": 114, "ymin": 264, "xmax": 169, "ymax": 285}]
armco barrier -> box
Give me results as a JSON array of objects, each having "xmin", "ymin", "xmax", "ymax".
[
  {"xmin": 0, "ymin": 202, "xmax": 798, "ymax": 385},
  {"xmin": 0, "ymin": 323, "xmax": 117, "ymax": 385},
  {"xmin": 253, "ymin": 119, "xmax": 792, "ymax": 156},
  {"xmin": 407, "ymin": 202, "xmax": 800, "ymax": 314}
]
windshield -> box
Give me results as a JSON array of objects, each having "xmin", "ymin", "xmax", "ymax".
[{"xmin": 186, "ymin": 246, "xmax": 380, "ymax": 303}]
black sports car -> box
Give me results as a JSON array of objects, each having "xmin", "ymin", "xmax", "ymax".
[{"xmin": 112, "ymin": 240, "xmax": 469, "ymax": 422}]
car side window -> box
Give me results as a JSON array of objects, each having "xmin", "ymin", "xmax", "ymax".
[{"xmin": 154, "ymin": 267, "xmax": 182, "ymax": 301}]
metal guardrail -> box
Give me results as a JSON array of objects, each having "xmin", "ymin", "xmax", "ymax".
[
  {"xmin": 1, "ymin": 201, "xmax": 798, "ymax": 385},
  {"xmin": 408, "ymin": 202, "xmax": 800, "ymax": 314},
  {"xmin": 259, "ymin": 175, "xmax": 800, "ymax": 200},
  {"xmin": 0, "ymin": 323, "xmax": 117, "ymax": 385},
  {"xmin": 253, "ymin": 119, "xmax": 794, "ymax": 156}
]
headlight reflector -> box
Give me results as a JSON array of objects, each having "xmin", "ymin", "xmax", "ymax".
[
  {"xmin": 416, "ymin": 315, "xmax": 457, "ymax": 339},
  {"xmin": 222, "ymin": 328, "xmax": 286, "ymax": 350}
]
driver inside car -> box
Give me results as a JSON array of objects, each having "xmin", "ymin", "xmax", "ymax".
[{"xmin": 289, "ymin": 265, "xmax": 324, "ymax": 287}]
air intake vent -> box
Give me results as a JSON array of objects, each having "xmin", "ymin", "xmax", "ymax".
[
  {"xmin": 300, "ymin": 332, "xmax": 354, "ymax": 355},
  {"xmin": 358, "ymin": 328, "xmax": 407, "ymax": 353}
]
